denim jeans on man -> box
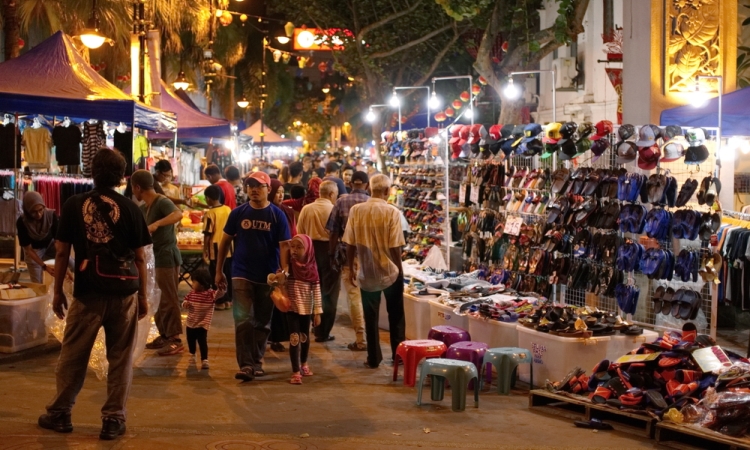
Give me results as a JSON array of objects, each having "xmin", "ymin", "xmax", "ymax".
[{"xmin": 233, "ymin": 279, "xmax": 274, "ymax": 372}]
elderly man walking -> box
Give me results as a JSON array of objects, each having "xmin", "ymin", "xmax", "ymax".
[
  {"xmin": 343, "ymin": 174, "xmax": 405, "ymax": 368},
  {"xmin": 297, "ymin": 180, "xmax": 339, "ymax": 342}
]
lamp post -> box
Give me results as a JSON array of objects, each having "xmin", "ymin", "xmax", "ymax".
[
  {"xmin": 365, "ymin": 104, "xmax": 388, "ymax": 123},
  {"xmin": 259, "ymin": 36, "xmax": 269, "ymax": 159},
  {"xmin": 391, "ymin": 86, "xmax": 432, "ymax": 132},
  {"xmin": 506, "ymin": 70, "xmax": 557, "ymax": 167}
]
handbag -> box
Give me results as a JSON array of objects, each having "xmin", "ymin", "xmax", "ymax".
[
  {"xmin": 81, "ymin": 193, "xmax": 140, "ymax": 296},
  {"xmin": 266, "ymin": 273, "xmax": 290, "ymax": 312}
]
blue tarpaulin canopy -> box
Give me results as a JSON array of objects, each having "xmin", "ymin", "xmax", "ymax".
[
  {"xmin": 146, "ymin": 80, "xmax": 230, "ymax": 139},
  {"xmin": 660, "ymin": 86, "xmax": 750, "ymax": 137},
  {"xmin": 0, "ymin": 31, "xmax": 175, "ymax": 132}
]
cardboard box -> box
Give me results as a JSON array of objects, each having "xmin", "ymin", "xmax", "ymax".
[{"xmin": 0, "ymin": 283, "xmax": 48, "ymax": 300}]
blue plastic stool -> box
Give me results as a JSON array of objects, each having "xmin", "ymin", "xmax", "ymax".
[
  {"xmin": 480, "ymin": 347, "xmax": 532, "ymax": 395},
  {"xmin": 416, "ymin": 358, "xmax": 479, "ymax": 412}
]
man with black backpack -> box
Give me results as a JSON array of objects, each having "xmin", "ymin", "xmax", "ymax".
[{"xmin": 39, "ymin": 148, "xmax": 152, "ymax": 440}]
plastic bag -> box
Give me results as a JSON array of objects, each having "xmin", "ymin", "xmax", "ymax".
[
  {"xmin": 422, "ymin": 246, "xmax": 447, "ymax": 271},
  {"xmin": 46, "ymin": 245, "xmax": 159, "ymax": 380}
]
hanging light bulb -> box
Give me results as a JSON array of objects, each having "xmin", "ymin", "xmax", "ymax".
[
  {"xmin": 504, "ymin": 78, "xmax": 521, "ymax": 100},
  {"xmin": 236, "ymin": 96, "xmax": 249, "ymax": 108},
  {"xmin": 273, "ymin": 50, "xmax": 282, "ymax": 63},
  {"xmin": 276, "ymin": 35, "xmax": 290, "ymax": 44},
  {"xmin": 215, "ymin": 9, "xmax": 223, "ymax": 17},
  {"xmin": 322, "ymin": 84, "xmax": 330, "ymax": 94},
  {"xmin": 79, "ymin": 1, "xmax": 106, "ymax": 50},
  {"xmin": 464, "ymin": 108, "xmax": 474, "ymax": 119},
  {"xmin": 366, "ymin": 107, "xmax": 377, "ymax": 123},
  {"xmin": 428, "ymin": 91, "xmax": 440, "ymax": 110},
  {"xmin": 389, "ymin": 91, "xmax": 400, "ymax": 108},
  {"xmin": 172, "ymin": 71, "xmax": 190, "ymax": 90},
  {"xmin": 281, "ymin": 52, "xmax": 292, "ymax": 63}
]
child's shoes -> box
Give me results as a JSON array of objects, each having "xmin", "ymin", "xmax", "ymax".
[
  {"xmin": 290, "ymin": 374, "xmax": 303, "ymax": 384},
  {"xmin": 201, "ymin": 359, "xmax": 209, "ymax": 370},
  {"xmin": 300, "ymin": 366, "xmax": 313, "ymax": 376}
]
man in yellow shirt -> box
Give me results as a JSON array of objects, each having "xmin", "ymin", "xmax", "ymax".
[{"xmin": 202, "ymin": 185, "xmax": 233, "ymax": 310}]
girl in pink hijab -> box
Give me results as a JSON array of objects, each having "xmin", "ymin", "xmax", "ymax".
[{"xmin": 276, "ymin": 234, "xmax": 322, "ymax": 384}]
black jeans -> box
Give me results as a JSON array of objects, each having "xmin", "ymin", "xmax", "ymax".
[
  {"xmin": 360, "ymin": 276, "xmax": 405, "ymax": 367},
  {"xmin": 232, "ymin": 279, "xmax": 274, "ymax": 372},
  {"xmin": 312, "ymin": 240, "xmax": 340, "ymax": 340},
  {"xmin": 186, "ymin": 326, "xmax": 208, "ymax": 360},
  {"xmin": 286, "ymin": 312, "xmax": 311, "ymax": 373},
  {"xmin": 209, "ymin": 257, "xmax": 233, "ymax": 303}
]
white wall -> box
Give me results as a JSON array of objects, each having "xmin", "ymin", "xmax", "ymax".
[{"xmin": 532, "ymin": 0, "xmax": 622, "ymax": 124}]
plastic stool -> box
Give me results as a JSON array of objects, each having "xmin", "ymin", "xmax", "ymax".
[
  {"xmin": 416, "ymin": 358, "xmax": 479, "ymax": 412},
  {"xmin": 480, "ymin": 347, "xmax": 532, "ymax": 395},
  {"xmin": 392, "ymin": 339, "xmax": 447, "ymax": 387},
  {"xmin": 446, "ymin": 341, "xmax": 491, "ymax": 389},
  {"xmin": 427, "ymin": 325, "xmax": 471, "ymax": 348}
]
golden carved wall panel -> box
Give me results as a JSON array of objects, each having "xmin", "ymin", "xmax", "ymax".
[{"xmin": 665, "ymin": 0, "xmax": 721, "ymax": 93}]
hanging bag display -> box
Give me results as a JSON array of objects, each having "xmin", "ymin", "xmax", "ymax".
[{"xmin": 80, "ymin": 193, "xmax": 139, "ymax": 295}]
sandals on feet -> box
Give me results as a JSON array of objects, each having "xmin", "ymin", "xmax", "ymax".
[
  {"xmin": 290, "ymin": 374, "xmax": 303, "ymax": 385},
  {"xmin": 301, "ymin": 366, "xmax": 314, "ymax": 376}
]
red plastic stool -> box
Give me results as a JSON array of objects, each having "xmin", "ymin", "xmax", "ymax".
[
  {"xmin": 428, "ymin": 325, "xmax": 471, "ymax": 348},
  {"xmin": 392, "ymin": 339, "xmax": 447, "ymax": 387},
  {"xmin": 446, "ymin": 341, "xmax": 491, "ymax": 389}
]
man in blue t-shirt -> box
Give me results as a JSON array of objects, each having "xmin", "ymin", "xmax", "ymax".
[{"xmin": 215, "ymin": 171, "xmax": 290, "ymax": 382}]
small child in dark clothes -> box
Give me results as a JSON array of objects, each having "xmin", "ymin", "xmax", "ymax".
[{"xmin": 181, "ymin": 269, "xmax": 219, "ymax": 370}]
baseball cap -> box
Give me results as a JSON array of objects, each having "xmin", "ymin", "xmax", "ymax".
[
  {"xmin": 489, "ymin": 124, "xmax": 503, "ymax": 140},
  {"xmin": 380, "ymin": 131, "xmax": 392, "ymax": 144},
  {"xmin": 458, "ymin": 125, "xmax": 471, "ymax": 146},
  {"xmin": 521, "ymin": 123, "xmax": 544, "ymax": 143},
  {"xmin": 540, "ymin": 142, "xmax": 557, "ymax": 159},
  {"xmin": 578, "ymin": 122, "xmax": 595, "ymax": 140},
  {"xmin": 684, "ymin": 145, "xmax": 709, "ymax": 165},
  {"xmin": 245, "ymin": 171, "xmax": 271, "ymax": 186},
  {"xmin": 636, "ymin": 124, "xmax": 663, "ymax": 148},
  {"xmin": 616, "ymin": 141, "xmax": 638, "ymax": 165},
  {"xmin": 557, "ymin": 122, "xmax": 578, "ymax": 146},
  {"xmin": 685, "ymin": 128, "xmax": 706, "ymax": 145},
  {"xmin": 523, "ymin": 139, "xmax": 544, "ymax": 158},
  {"xmin": 424, "ymin": 127, "xmax": 439, "ymax": 138},
  {"xmin": 558, "ymin": 139, "xmax": 577, "ymax": 161},
  {"xmin": 449, "ymin": 125, "xmax": 462, "ymax": 144},
  {"xmin": 618, "ymin": 124, "xmax": 636, "ymax": 141},
  {"xmin": 510, "ymin": 125, "xmax": 526, "ymax": 148},
  {"xmin": 544, "ymin": 122, "xmax": 562, "ymax": 144},
  {"xmin": 590, "ymin": 120, "xmax": 614, "ymax": 141},
  {"xmin": 637, "ymin": 144, "xmax": 661, "ymax": 170},
  {"xmin": 662, "ymin": 125, "xmax": 683, "ymax": 141},
  {"xmin": 468, "ymin": 124, "xmax": 483, "ymax": 144},
  {"xmin": 575, "ymin": 138, "xmax": 592, "ymax": 157},
  {"xmin": 590, "ymin": 138, "xmax": 611, "ymax": 163},
  {"xmin": 660, "ymin": 141, "xmax": 685, "ymax": 163}
]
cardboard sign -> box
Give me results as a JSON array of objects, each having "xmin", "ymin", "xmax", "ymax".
[{"xmin": 505, "ymin": 216, "xmax": 524, "ymax": 236}]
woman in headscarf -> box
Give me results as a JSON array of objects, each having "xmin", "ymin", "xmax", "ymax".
[
  {"xmin": 276, "ymin": 234, "xmax": 322, "ymax": 384},
  {"xmin": 267, "ymin": 178, "xmax": 297, "ymax": 352},
  {"xmin": 16, "ymin": 192, "xmax": 59, "ymax": 284},
  {"xmin": 282, "ymin": 178, "xmax": 321, "ymax": 222}
]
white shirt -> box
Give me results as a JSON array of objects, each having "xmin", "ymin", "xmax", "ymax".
[{"xmin": 297, "ymin": 198, "xmax": 333, "ymax": 241}]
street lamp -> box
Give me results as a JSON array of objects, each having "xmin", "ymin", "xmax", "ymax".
[
  {"xmin": 172, "ymin": 71, "xmax": 190, "ymax": 91},
  {"xmin": 79, "ymin": 0, "xmax": 106, "ymax": 49},
  {"xmin": 389, "ymin": 91, "xmax": 400, "ymax": 108},
  {"xmin": 429, "ymin": 91, "xmax": 441, "ymax": 110},
  {"xmin": 366, "ymin": 104, "xmax": 387, "ymax": 123},
  {"xmin": 503, "ymin": 78, "xmax": 521, "ymax": 99},
  {"xmin": 236, "ymin": 96, "xmax": 249, "ymax": 108}
]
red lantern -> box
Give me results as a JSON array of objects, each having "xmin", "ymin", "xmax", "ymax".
[
  {"xmin": 17, "ymin": 38, "xmax": 24, "ymax": 49},
  {"xmin": 471, "ymin": 84, "xmax": 481, "ymax": 95},
  {"xmin": 452, "ymin": 99, "xmax": 463, "ymax": 109},
  {"xmin": 318, "ymin": 62, "xmax": 327, "ymax": 72},
  {"xmin": 478, "ymin": 76, "xmax": 488, "ymax": 85},
  {"xmin": 460, "ymin": 91, "xmax": 470, "ymax": 102},
  {"xmin": 502, "ymin": 41, "xmax": 509, "ymax": 52},
  {"xmin": 435, "ymin": 112, "xmax": 447, "ymax": 122},
  {"xmin": 445, "ymin": 107, "xmax": 455, "ymax": 118}
]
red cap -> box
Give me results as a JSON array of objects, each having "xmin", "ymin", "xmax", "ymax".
[
  {"xmin": 458, "ymin": 125, "xmax": 470, "ymax": 146},
  {"xmin": 246, "ymin": 171, "xmax": 271, "ymax": 186},
  {"xmin": 468, "ymin": 124, "xmax": 482, "ymax": 144},
  {"xmin": 591, "ymin": 120, "xmax": 614, "ymax": 141},
  {"xmin": 489, "ymin": 124, "xmax": 502, "ymax": 140},
  {"xmin": 637, "ymin": 144, "xmax": 661, "ymax": 171},
  {"xmin": 449, "ymin": 125, "xmax": 462, "ymax": 143},
  {"xmin": 424, "ymin": 127, "xmax": 439, "ymax": 138}
]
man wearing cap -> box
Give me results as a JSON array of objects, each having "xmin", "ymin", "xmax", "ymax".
[
  {"xmin": 327, "ymin": 171, "xmax": 370, "ymax": 351},
  {"xmin": 215, "ymin": 171, "xmax": 291, "ymax": 382},
  {"xmin": 132, "ymin": 170, "xmax": 185, "ymax": 356}
]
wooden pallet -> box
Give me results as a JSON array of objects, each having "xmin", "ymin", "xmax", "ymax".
[
  {"xmin": 528, "ymin": 389, "xmax": 656, "ymax": 438},
  {"xmin": 655, "ymin": 422, "xmax": 750, "ymax": 450}
]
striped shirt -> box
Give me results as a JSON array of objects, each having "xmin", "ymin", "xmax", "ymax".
[
  {"xmin": 184, "ymin": 289, "xmax": 216, "ymax": 330},
  {"xmin": 286, "ymin": 279, "xmax": 323, "ymax": 315}
]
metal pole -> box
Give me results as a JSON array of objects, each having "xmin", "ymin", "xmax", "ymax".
[
  {"xmin": 260, "ymin": 38, "xmax": 267, "ymax": 159},
  {"xmin": 509, "ymin": 70, "xmax": 557, "ymax": 168}
]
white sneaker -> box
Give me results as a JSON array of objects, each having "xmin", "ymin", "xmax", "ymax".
[
  {"xmin": 189, "ymin": 354, "xmax": 196, "ymax": 364},
  {"xmin": 201, "ymin": 359, "xmax": 209, "ymax": 370}
]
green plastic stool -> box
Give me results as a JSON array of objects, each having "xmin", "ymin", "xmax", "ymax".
[
  {"xmin": 480, "ymin": 347, "xmax": 532, "ymax": 395},
  {"xmin": 416, "ymin": 358, "xmax": 479, "ymax": 412}
]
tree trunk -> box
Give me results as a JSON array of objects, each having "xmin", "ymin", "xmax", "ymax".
[
  {"xmin": 498, "ymin": 96, "xmax": 525, "ymax": 125},
  {"xmin": 2, "ymin": 0, "xmax": 20, "ymax": 61}
]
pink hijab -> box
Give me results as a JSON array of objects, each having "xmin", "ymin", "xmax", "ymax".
[{"xmin": 289, "ymin": 234, "xmax": 319, "ymax": 283}]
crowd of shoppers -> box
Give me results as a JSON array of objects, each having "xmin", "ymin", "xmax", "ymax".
[{"xmin": 37, "ymin": 150, "xmax": 404, "ymax": 441}]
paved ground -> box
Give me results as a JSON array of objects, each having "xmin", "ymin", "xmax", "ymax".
[{"xmin": 0, "ymin": 288, "xmax": 658, "ymax": 449}]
